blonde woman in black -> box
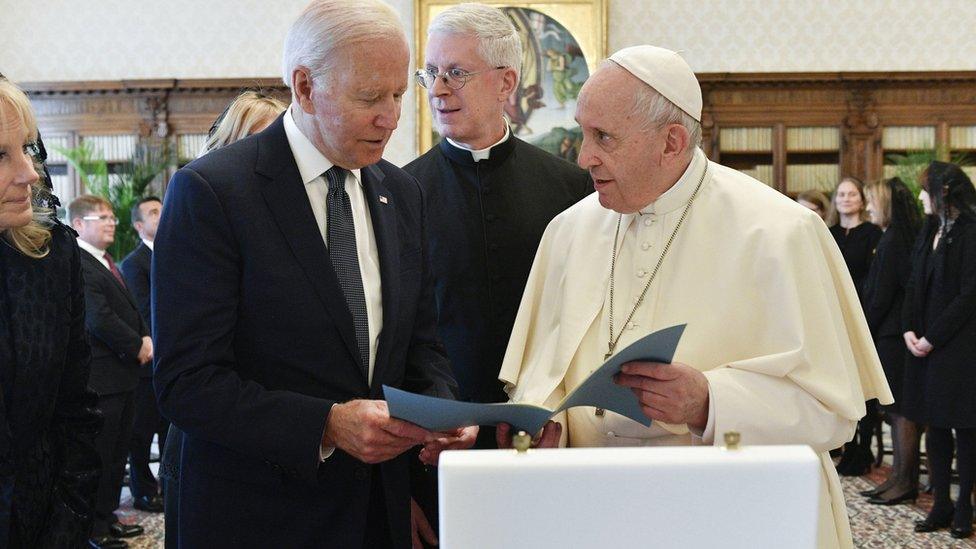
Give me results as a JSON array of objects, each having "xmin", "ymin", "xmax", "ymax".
[{"xmin": 859, "ymin": 178, "xmax": 922, "ymax": 506}]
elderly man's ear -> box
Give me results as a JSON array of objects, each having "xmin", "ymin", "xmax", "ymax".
[
  {"xmin": 663, "ymin": 123, "xmax": 691, "ymax": 162},
  {"xmin": 497, "ymin": 68, "xmax": 518, "ymax": 102},
  {"xmin": 292, "ymin": 67, "xmax": 316, "ymax": 114}
]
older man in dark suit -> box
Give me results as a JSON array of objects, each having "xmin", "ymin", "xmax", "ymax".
[
  {"xmin": 70, "ymin": 194, "xmax": 151, "ymax": 549},
  {"xmin": 152, "ymin": 1, "xmax": 474, "ymax": 547},
  {"xmin": 119, "ymin": 196, "xmax": 167, "ymax": 514}
]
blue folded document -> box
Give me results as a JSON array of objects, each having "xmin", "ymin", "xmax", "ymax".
[{"xmin": 384, "ymin": 324, "xmax": 686, "ymax": 435}]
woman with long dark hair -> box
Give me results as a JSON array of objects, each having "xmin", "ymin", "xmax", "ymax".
[
  {"xmin": 902, "ymin": 161, "xmax": 976, "ymax": 538},
  {"xmin": 858, "ymin": 178, "xmax": 923, "ymax": 505}
]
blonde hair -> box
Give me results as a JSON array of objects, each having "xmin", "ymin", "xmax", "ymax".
[
  {"xmin": 202, "ymin": 91, "xmax": 287, "ymax": 153},
  {"xmin": 863, "ymin": 180, "xmax": 892, "ymax": 229},
  {"xmin": 0, "ymin": 79, "xmax": 52, "ymax": 259}
]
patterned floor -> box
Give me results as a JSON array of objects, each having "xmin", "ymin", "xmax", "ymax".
[{"xmin": 114, "ymin": 464, "xmax": 975, "ymax": 548}]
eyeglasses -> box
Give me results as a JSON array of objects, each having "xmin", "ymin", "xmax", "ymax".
[
  {"xmin": 414, "ymin": 66, "xmax": 506, "ymax": 90},
  {"xmin": 81, "ymin": 215, "xmax": 119, "ymax": 225}
]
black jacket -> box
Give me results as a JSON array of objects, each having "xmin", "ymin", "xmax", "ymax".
[
  {"xmin": 79, "ymin": 247, "xmax": 148, "ymax": 395},
  {"xmin": 120, "ymin": 242, "xmax": 153, "ymax": 379},
  {"xmin": 152, "ymin": 114, "xmax": 458, "ymax": 548},
  {"xmin": 901, "ymin": 216, "xmax": 976, "ymax": 427},
  {"xmin": 403, "ymin": 135, "xmax": 591, "ymax": 404},
  {"xmin": 0, "ymin": 224, "xmax": 102, "ymax": 547}
]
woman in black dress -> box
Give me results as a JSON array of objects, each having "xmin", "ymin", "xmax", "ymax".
[
  {"xmin": 858, "ymin": 178, "xmax": 922, "ymax": 505},
  {"xmin": 828, "ymin": 176, "xmax": 884, "ymax": 475},
  {"xmin": 0, "ymin": 79, "xmax": 101, "ymax": 546},
  {"xmin": 902, "ymin": 162, "xmax": 976, "ymax": 538}
]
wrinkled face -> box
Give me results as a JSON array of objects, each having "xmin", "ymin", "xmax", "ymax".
[
  {"xmin": 834, "ymin": 180, "xmax": 864, "ymax": 216},
  {"xmin": 135, "ymin": 199, "xmax": 162, "ymax": 241},
  {"xmin": 303, "ymin": 37, "xmax": 409, "ymax": 169},
  {"xmin": 575, "ymin": 66, "xmax": 669, "ymax": 214},
  {"xmin": 75, "ymin": 205, "xmax": 116, "ymax": 250},
  {"xmin": 0, "ymin": 111, "xmax": 38, "ymax": 231},
  {"xmin": 424, "ymin": 32, "xmax": 511, "ymax": 149}
]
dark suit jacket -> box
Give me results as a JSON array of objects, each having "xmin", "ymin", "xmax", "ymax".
[
  {"xmin": 152, "ymin": 115, "xmax": 457, "ymax": 548},
  {"xmin": 80, "ymin": 246, "xmax": 148, "ymax": 396},
  {"xmin": 0, "ymin": 224, "xmax": 102, "ymax": 547},
  {"xmin": 901, "ymin": 216, "xmax": 976, "ymax": 427},
  {"xmin": 120, "ymin": 242, "xmax": 153, "ymax": 379}
]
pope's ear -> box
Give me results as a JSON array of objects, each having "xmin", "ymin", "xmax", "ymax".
[{"xmin": 663, "ymin": 123, "xmax": 691, "ymax": 160}]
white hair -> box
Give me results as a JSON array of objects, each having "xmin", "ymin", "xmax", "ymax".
[
  {"xmin": 281, "ymin": 0, "xmax": 406, "ymax": 87},
  {"xmin": 427, "ymin": 3, "xmax": 522, "ymax": 82},
  {"xmin": 605, "ymin": 59, "xmax": 702, "ymax": 153}
]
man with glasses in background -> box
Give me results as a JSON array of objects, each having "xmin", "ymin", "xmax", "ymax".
[
  {"xmin": 69, "ymin": 195, "xmax": 150, "ymax": 549},
  {"xmin": 403, "ymin": 3, "xmax": 591, "ymax": 544}
]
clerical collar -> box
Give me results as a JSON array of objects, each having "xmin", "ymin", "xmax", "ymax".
[
  {"xmin": 439, "ymin": 123, "xmax": 515, "ymax": 167},
  {"xmin": 634, "ymin": 147, "xmax": 708, "ymax": 218}
]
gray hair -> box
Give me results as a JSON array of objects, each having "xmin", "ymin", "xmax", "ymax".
[
  {"xmin": 605, "ymin": 60, "xmax": 702, "ymax": 153},
  {"xmin": 428, "ymin": 3, "xmax": 522, "ymax": 82},
  {"xmin": 281, "ymin": 0, "xmax": 406, "ymax": 87}
]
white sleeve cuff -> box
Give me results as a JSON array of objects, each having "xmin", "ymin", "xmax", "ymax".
[{"xmin": 688, "ymin": 383, "xmax": 716, "ymax": 445}]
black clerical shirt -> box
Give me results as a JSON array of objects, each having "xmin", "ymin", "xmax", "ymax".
[{"xmin": 404, "ymin": 134, "xmax": 591, "ymax": 405}]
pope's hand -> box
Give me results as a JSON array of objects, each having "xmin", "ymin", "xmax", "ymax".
[
  {"xmin": 495, "ymin": 421, "xmax": 561, "ymax": 449},
  {"xmin": 418, "ymin": 425, "xmax": 479, "ymax": 466},
  {"xmin": 614, "ymin": 361, "xmax": 709, "ymax": 430},
  {"xmin": 322, "ymin": 400, "xmax": 434, "ymax": 464}
]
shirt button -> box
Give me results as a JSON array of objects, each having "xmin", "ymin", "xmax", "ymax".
[
  {"xmin": 607, "ymin": 431, "xmax": 615, "ymax": 437},
  {"xmin": 643, "ymin": 218, "xmax": 653, "ymax": 226},
  {"xmin": 641, "ymin": 242, "xmax": 651, "ymax": 251},
  {"xmin": 636, "ymin": 269, "xmax": 646, "ymax": 278},
  {"xmin": 626, "ymin": 322, "xmax": 636, "ymax": 330}
]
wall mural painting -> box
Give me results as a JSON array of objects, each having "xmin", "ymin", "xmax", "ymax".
[{"xmin": 415, "ymin": 0, "xmax": 607, "ymax": 159}]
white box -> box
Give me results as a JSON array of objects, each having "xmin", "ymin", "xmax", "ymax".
[{"xmin": 439, "ymin": 445, "xmax": 820, "ymax": 549}]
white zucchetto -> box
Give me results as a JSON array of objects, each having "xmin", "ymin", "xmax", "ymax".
[{"xmin": 609, "ymin": 45, "xmax": 702, "ymax": 122}]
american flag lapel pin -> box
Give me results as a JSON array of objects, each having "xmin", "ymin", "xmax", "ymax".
[{"xmin": 379, "ymin": 195, "xmax": 388, "ymax": 204}]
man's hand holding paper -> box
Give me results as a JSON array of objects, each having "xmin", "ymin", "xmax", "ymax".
[{"xmin": 613, "ymin": 361, "xmax": 710, "ymax": 430}]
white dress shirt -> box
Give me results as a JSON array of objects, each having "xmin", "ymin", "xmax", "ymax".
[
  {"xmin": 142, "ymin": 238, "xmax": 154, "ymax": 251},
  {"xmin": 283, "ymin": 106, "xmax": 384, "ymax": 386},
  {"xmin": 76, "ymin": 237, "xmax": 111, "ymax": 270}
]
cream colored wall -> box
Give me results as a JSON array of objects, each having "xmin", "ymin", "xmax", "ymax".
[{"xmin": 3, "ymin": 0, "xmax": 975, "ymax": 164}]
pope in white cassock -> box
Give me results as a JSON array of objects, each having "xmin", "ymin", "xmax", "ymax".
[{"xmin": 496, "ymin": 45, "xmax": 892, "ymax": 548}]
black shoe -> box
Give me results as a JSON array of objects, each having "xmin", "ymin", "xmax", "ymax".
[
  {"xmin": 951, "ymin": 528, "xmax": 974, "ymax": 539},
  {"xmin": 867, "ymin": 489, "xmax": 917, "ymax": 505},
  {"xmin": 132, "ymin": 494, "xmax": 164, "ymax": 513},
  {"xmin": 88, "ymin": 536, "xmax": 128, "ymax": 549},
  {"xmin": 859, "ymin": 487, "xmax": 883, "ymax": 497},
  {"xmin": 108, "ymin": 522, "xmax": 144, "ymax": 538},
  {"xmin": 915, "ymin": 508, "xmax": 953, "ymax": 533}
]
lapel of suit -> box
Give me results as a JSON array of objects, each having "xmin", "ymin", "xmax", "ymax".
[
  {"xmin": 254, "ymin": 116, "xmax": 365, "ymax": 378},
  {"xmin": 361, "ymin": 164, "xmax": 399, "ymax": 393},
  {"xmin": 82, "ymin": 250, "xmax": 139, "ymax": 310}
]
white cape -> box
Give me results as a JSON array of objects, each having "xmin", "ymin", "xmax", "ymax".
[{"xmin": 499, "ymin": 153, "xmax": 892, "ymax": 548}]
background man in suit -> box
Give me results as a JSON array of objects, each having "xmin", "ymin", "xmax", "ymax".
[
  {"xmin": 402, "ymin": 4, "xmax": 591, "ymax": 540},
  {"xmin": 69, "ymin": 194, "xmax": 150, "ymax": 549},
  {"xmin": 119, "ymin": 196, "xmax": 167, "ymax": 514},
  {"xmin": 152, "ymin": 1, "xmax": 475, "ymax": 547}
]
